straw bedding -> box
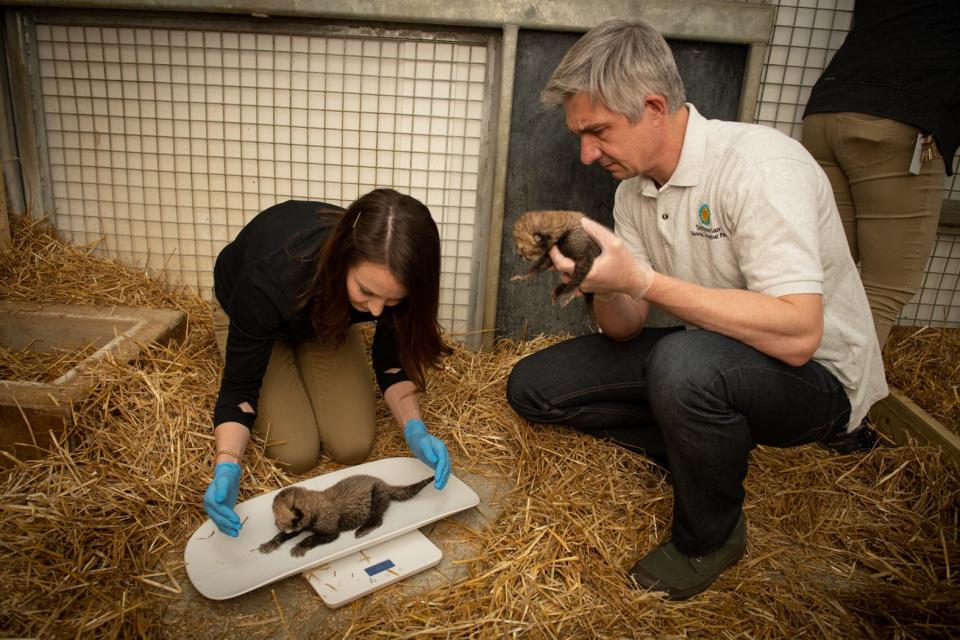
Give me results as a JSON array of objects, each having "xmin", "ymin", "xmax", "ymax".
[
  {"xmin": 0, "ymin": 215, "xmax": 958, "ymax": 639},
  {"xmin": 0, "ymin": 343, "xmax": 99, "ymax": 383},
  {"xmin": 885, "ymin": 326, "xmax": 960, "ymax": 437}
]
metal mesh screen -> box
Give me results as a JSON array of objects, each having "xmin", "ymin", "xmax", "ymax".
[
  {"xmin": 35, "ymin": 20, "xmax": 489, "ymax": 335},
  {"xmin": 899, "ymin": 230, "xmax": 960, "ymax": 327}
]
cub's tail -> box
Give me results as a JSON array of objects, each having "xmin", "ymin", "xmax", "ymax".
[{"xmin": 388, "ymin": 476, "xmax": 435, "ymax": 501}]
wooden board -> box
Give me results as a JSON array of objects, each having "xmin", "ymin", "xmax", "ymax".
[
  {"xmin": 184, "ymin": 457, "xmax": 480, "ymax": 600},
  {"xmin": 870, "ymin": 386, "xmax": 960, "ymax": 468}
]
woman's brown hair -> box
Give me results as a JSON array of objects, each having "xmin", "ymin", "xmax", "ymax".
[{"xmin": 301, "ymin": 188, "xmax": 451, "ymax": 390}]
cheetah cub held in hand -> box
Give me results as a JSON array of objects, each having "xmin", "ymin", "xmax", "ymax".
[{"xmin": 511, "ymin": 210, "xmax": 601, "ymax": 307}]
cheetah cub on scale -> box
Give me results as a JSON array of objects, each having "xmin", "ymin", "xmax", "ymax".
[{"xmin": 258, "ymin": 474, "xmax": 433, "ymax": 557}]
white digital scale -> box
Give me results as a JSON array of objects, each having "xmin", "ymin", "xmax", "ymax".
[
  {"xmin": 184, "ymin": 457, "xmax": 479, "ymax": 603},
  {"xmin": 303, "ymin": 528, "xmax": 442, "ymax": 608}
]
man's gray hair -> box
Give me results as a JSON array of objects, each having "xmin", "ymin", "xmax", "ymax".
[{"xmin": 541, "ymin": 20, "xmax": 687, "ymax": 121}]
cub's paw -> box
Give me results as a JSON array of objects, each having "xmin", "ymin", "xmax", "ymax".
[
  {"xmin": 355, "ymin": 525, "xmax": 378, "ymax": 538},
  {"xmin": 259, "ymin": 540, "xmax": 280, "ymax": 554},
  {"xmin": 557, "ymin": 292, "xmax": 577, "ymax": 307},
  {"xmin": 553, "ymin": 284, "xmax": 580, "ymax": 307},
  {"xmin": 291, "ymin": 544, "xmax": 309, "ymax": 558}
]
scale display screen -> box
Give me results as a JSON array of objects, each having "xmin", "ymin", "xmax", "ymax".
[{"xmin": 364, "ymin": 559, "xmax": 396, "ymax": 577}]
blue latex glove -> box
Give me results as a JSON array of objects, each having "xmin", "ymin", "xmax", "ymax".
[
  {"xmin": 203, "ymin": 462, "xmax": 242, "ymax": 537},
  {"xmin": 403, "ymin": 419, "xmax": 450, "ymax": 490}
]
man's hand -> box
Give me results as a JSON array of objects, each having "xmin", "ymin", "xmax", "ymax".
[{"xmin": 549, "ymin": 217, "xmax": 655, "ymax": 300}]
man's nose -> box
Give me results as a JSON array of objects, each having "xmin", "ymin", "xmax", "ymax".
[{"xmin": 580, "ymin": 138, "xmax": 601, "ymax": 165}]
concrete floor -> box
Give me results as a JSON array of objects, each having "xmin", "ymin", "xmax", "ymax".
[{"xmin": 164, "ymin": 469, "xmax": 514, "ymax": 639}]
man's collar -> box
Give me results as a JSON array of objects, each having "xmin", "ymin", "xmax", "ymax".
[
  {"xmin": 664, "ymin": 103, "xmax": 704, "ymax": 188},
  {"xmin": 633, "ymin": 103, "xmax": 703, "ymax": 195}
]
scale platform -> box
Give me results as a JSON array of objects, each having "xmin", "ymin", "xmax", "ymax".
[
  {"xmin": 185, "ymin": 457, "xmax": 479, "ymax": 600},
  {"xmin": 304, "ymin": 528, "xmax": 442, "ymax": 608}
]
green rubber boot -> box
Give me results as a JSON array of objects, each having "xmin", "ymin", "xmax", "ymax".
[{"xmin": 628, "ymin": 514, "xmax": 747, "ymax": 600}]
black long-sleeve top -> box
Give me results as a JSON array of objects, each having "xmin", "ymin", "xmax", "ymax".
[
  {"xmin": 803, "ymin": 0, "xmax": 960, "ymax": 175},
  {"xmin": 212, "ymin": 200, "xmax": 408, "ymax": 429}
]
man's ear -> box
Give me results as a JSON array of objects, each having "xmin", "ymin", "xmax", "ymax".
[{"xmin": 644, "ymin": 95, "xmax": 669, "ymax": 124}]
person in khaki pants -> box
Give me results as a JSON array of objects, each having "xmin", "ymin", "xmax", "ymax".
[
  {"xmin": 801, "ymin": 0, "xmax": 959, "ymax": 351},
  {"xmin": 202, "ymin": 189, "xmax": 453, "ymax": 537}
]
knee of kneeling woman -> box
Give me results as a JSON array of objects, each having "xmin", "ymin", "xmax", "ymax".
[
  {"xmin": 269, "ymin": 447, "xmax": 320, "ymax": 475},
  {"xmin": 324, "ymin": 438, "xmax": 374, "ymax": 466}
]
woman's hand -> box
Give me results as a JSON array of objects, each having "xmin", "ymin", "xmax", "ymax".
[
  {"xmin": 203, "ymin": 462, "xmax": 242, "ymax": 536},
  {"xmin": 403, "ymin": 419, "xmax": 451, "ymax": 490}
]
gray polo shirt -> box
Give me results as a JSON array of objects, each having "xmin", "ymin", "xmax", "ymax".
[{"xmin": 614, "ymin": 104, "xmax": 887, "ymax": 431}]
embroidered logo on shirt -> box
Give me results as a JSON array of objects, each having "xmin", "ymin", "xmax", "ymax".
[
  {"xmin": 697, "ymin": 203, "xmax": 712, "ymax": 227},
  {"xmin": 691, "ymin": 202, "xmax": 727, "ymax": 240}
]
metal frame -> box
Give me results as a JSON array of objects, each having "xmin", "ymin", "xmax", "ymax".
[{"xmin": 4, "ymin": 1, "xmax": 775, "ymax": 43}]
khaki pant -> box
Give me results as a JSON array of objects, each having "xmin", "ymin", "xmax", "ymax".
[
  {"xmin": 211, "ymin": 298, "xmax": 376, "ymax": 473},
  {"xmin": 802, "ymin": 112, "xmax": 945, "ymax": 349}
]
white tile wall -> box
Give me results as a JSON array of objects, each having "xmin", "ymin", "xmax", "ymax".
[{"xmin": 36, "ymin": 22, "xmax": 489, "ymax": 335}]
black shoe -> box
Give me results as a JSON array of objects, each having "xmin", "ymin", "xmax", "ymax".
[
  {"xmin": 628, "ymin": 514, "xmax": 747, "ymax": 600},
  {"xmin": 818, "ymin": 420, "xmax": 878, "ymax": 454}
]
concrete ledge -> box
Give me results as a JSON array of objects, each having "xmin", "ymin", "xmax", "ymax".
[
  {"xmin": 0, "ymin": 301, "xmax": 187, "ymax": 465},
  {"xmin": 940, "ymin": 199, "xmax": 960, "ymax": 228}
]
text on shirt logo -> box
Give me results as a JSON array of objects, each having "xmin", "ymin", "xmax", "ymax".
[{"xmin": 691, "ymin": 202, "xmax": 726, "ymax": 240}]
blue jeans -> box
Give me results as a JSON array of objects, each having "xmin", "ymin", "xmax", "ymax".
[{"xmin": 506, "ymin": 328, "xmax": 851, "ymax": 555}]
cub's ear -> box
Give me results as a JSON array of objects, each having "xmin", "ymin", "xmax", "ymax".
[
  {"xmin": 292, "ymin": 507, "xmax": 303, "ymax": 524},
  {"xmin": 534, "ymin": 232, "xmax": 548, "ymax": 246}
]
